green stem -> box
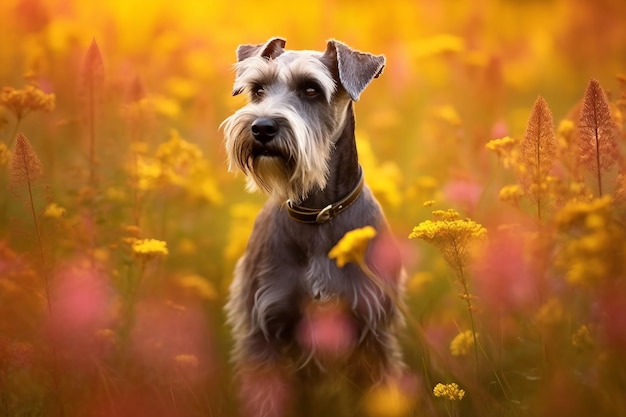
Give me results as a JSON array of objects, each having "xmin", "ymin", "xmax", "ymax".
[
  {"xmin": 451, "ymin": 240, "xmax": 480, "ymax": 383},
  {"xmin": 25, "ymin": 174, "xmax": 65, "ymax": 417}
]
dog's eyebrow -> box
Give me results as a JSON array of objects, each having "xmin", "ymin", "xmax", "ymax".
[
  {"xmin": 233, "ymin": 57, "xmax": 280, "ymax": 91},
  {"xmin": 286, "ymin": 69, "xmax": 336, "ymax": 102}
]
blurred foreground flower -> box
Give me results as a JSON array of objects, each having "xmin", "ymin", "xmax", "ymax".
[
  {"xmin": 132, "ymin": 238, "xmax": 168, "ymax": 261},
  {"xmin": 328, "ymin": 226, "xmax": 377, "ymax": 268},
  {"xmin": 450, "ymin": 330, "xmax": 478, "ymax": 356},
  {"xmin": 296, "ymin": 300, "xmax": 356, "ymax": 360},
  {"xmin": 433, "ymin": 383, "xmax": 465, "ymax": 401},
  {"xmin": 363, "ymin": 380, "xmax": 413, "ymax": 417}
]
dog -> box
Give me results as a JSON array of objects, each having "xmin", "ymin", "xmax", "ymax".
[{"xmin": 222, "ymin": 38, "xmax": 406, "ymax": 417}]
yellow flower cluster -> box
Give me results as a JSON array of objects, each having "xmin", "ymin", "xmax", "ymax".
[
  {"xmin": 328, "ymin": 226, "xmax": 377, "ymax": 268},
  {"xmin": 132, "ymin": 238, "xmax": 169, "ymax": 261},
  {"xmin": 433, "ymin": 383, "xmax": 465, "ymax": 401},
  {"xmin": 486, "ymin": 136, "xmax": 518, "ymax": 169},
  {"xmin": 499, "ymin": 184, "xmax": 524, "ymax": 205},
  {"xmin": 450, "ymin": 330, "xmax": 478, "ymax": 356},
  {"xmin": 409, "ymin": 209, "xmax": 486, "ymax": 273},
  {"xmin": 43, "ymin": 203, "xmax": 67, "ymax": 219},
  {"xmin": 0, "ymin": 84, "xmax": 55, "ymax": 120},
  {"xmin": 555, "ymin": 196, "xmax": 624, "ymax": 286},
  {"xmin": 133, "ymin": 130, "xmax": 222, "ymax": 204}
]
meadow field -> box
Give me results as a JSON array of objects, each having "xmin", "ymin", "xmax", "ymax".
[{"xmin": 1, "ymin": 0, "xmax": 626, "ymax": 416}]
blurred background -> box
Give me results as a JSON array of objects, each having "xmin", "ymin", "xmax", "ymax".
[{"xmin": 0, "ymin": 0, "xmax": 625, "ymax": 416}]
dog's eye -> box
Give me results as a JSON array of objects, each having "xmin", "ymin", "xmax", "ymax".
[
  {"xmin": 304, "ymin": 87, "xmax": 319, "ymax": 97},
  {"xmin": 253, "ymin": 86, "xmax": 266, "ymax": 98}
]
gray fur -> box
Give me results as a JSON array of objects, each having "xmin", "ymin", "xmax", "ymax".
[{"xmin": 222, "ymin": 38, "xmax": 405, "ymax": 417}]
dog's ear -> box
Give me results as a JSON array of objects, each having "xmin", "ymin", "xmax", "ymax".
[
  {"xmin": 236, "ymin": 37, "xmax": 286, "ymax": 62},
  {"xmin": 323, "ymin": 40, "xmax": 385, "ymax": 102}
]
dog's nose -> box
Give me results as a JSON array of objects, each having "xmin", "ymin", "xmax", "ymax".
[{"xmin": 251, "ymin": 118, "xmax": 279, "ymax": 143}]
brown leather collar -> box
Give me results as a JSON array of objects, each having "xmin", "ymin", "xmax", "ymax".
[{"xmin": 286, "ymin": 167, "xmax": 364, "ymax": 224}]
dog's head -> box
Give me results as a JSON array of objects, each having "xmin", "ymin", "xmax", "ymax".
[{"xmin": 221, "ymin": 38, "xmax": 385, "ymax": 202}]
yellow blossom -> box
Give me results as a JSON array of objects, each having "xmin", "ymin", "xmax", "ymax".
[
  {"xmin": 43, "ymin": 202, "xmax": 66, "ymax": 218},
  {"xmin": 363, "ymin": 381, "xmax": 413, "ymax": 417},
  {"xmin": 433, "ymin": 383, "xmax": 465, "ymax": 401},
  {"xmin": 486, "ymin": 136, "xmax": 518, "ymax": 169},
  {"xmin": 132, "ymin": 238, "xmax": 168, "ymax": 260},
  {"xmin": 0, "ymin": 84, "xmax": 55, "ymax": 120},
  {"xmin": 409, "ymin": 209, "xmax": 486, "ymax": 275},
  {"xmin": 178, "ymin": 274, "xmax": 217, "ymax": 301},
  {"xmin": 329, "ymin": 226, "xmax": 377, "ymax": 268},
  {"xmin": 499, "ymin": 184, "xmax": 524, "ymax": 204},
  {"xmin": 450, "ymin": 330, "xmax": 478, "ymax": 356}
]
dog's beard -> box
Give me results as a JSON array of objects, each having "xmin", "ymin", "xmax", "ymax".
[{"xmin": 222, "ymin": 106, "xmax": 334, "ymax": 202}]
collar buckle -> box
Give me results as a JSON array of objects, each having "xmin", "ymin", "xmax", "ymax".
[{"xmin": 315, "ymin": 205, "xmax": 333, "ymax": 224}]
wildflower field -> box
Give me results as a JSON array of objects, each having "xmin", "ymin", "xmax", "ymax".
[{"xmin": 1, "ymin": 0, "xmax": 626, "ymax": 416}]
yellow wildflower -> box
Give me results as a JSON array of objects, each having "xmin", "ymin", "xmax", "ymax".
[
  {"xmin": 555, "ymin": 196, "xmax": 612, "ymax": 230},
  {"xmin": 178, "ymin": 274, "xmax": 217, "ymax": 301},
  {"xmin": 132, "ymin": 238, "xmax": 168, "ymax": 260},
  {"xmin": 485, "ymin": 136, "xmax": 518, "ymax": 169},
  {"xmin": 433, "ymin": 383, "xmax": 465, "ymax": 401},
  {"xmin": 43, "ymin": 202, "xmax": 66, "ymax": 218},
  {"xmin": 0, "ymin": 84, "xmax": 55, "ymax": 120},
  {"xmin": 557, "ymin": 119, "xmax": 575, "ymax": 147},
  {"xmin": 174, "ymin": 354, "xmax": 199, "ymax": 369},
  {"xmin": 450, "ymin": 330, "xmax": 478, "ymax": 356},
  {"xmin": 155, "ymin": 129, "xmax": 203, "ymax": 186},
  {"xmin": 423, "ymin": 200, "xmax": 435, "ymax": 207},
  {"xmin": 329, "ymin": 226, "xmax": 377, "ymax": 268},
  {"xmin": 499, "ymin": 184, "xmax": 524, "ymax": 205},
  {"xmin": 555, "ymin": 196, "xmax": 621, "ymax": 286},
  {"xmin": 363, "ymin": 381, "xmax": 413, "ymax": 417},
  {"xmin": 409, "ymin": 209, "xmax": 486, "ymax": 274},
  {"xmin": 135, "ymin": 156, "xmax": 162, "ymax": 190}
]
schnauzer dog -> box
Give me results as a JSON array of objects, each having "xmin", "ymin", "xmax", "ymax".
[{"xmin": 222, "ymin": 38, "xmax": 406, "ymax": 417}]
